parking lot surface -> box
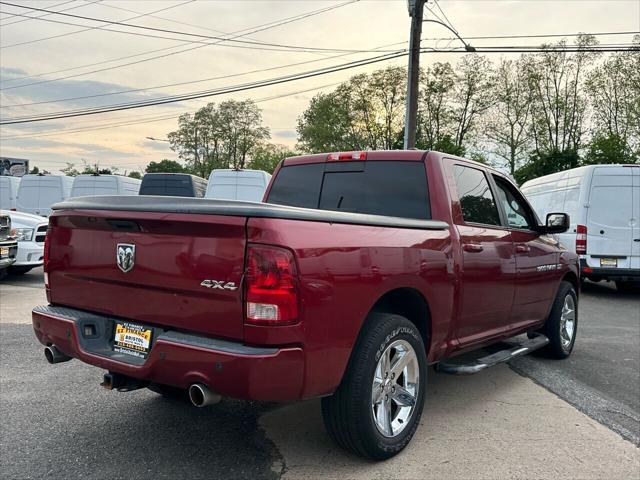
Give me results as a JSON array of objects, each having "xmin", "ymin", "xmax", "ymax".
[{"xmin": 1, "ymin": 269, "xmax": 638, "ymax": 479}]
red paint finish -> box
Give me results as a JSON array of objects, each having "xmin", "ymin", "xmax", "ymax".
[{"xmin": 34, "ymin": 150, "xmax": 579, "ymax": 402}]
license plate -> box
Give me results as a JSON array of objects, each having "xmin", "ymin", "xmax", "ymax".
[
  {"xmin": 600, "ymin": 258, "xmax": 617, "ymax": 268},
  {"xmin": 113, "ymin": 321, "xmax": 153, "ymax": 359},
  {"xmin": 0, "ymin": 246, "xmax": 8, "ymax": 258}
]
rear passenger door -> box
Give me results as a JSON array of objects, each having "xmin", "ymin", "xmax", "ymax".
[
  {"xmin": 447, "ymin": 163, "xmax": 517, "ymax": 346},
  {"xmin": 491, "ymin": 175, "xmax": 559, "ymax": 326}
]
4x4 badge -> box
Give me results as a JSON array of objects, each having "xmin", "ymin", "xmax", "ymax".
[
  {"xmin": 116, "ymin": 244, "xmax": 135, "ymax": 273},
  {"xmin": 201, "ymin": 280, "xmax": 238, "ymax": 291}
]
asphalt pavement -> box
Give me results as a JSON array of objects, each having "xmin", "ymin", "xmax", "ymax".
[{"xmin": 1, "ymin": 269, "xmax": 638, "ymax": 479}]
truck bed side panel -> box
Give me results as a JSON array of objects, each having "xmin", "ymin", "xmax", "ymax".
[{"xmin": 246, "ymin": 217, "xmax": 455, "ymax": 399}]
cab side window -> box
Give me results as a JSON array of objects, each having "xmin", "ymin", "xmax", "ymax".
[
  {"xmin": 452, "ymin": 165, "xmax": 501, "ymax": 226},
  {"xmin": 493, "ymin": 176, "xmax": 536, "ymax": 229}
]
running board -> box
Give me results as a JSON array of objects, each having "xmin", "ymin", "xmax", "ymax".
[{"xmin": 435, "ymin": 334, "xmax": 549, "ymax": 375}]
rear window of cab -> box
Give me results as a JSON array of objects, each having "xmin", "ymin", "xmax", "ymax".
[{"xmin": 266, "ymin": 161, "xmax": 431, "ymax": 220}]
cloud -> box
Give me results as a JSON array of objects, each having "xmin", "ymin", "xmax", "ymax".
[{"xmin": 0, "ymin": 67, "xmax": 182, "ymax": 112}]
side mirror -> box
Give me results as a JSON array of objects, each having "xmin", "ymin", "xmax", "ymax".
[{"xmin": 542, "ymin": 212, "xmax": 570, "ymax": 234}]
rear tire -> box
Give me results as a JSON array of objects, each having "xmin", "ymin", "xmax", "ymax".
[
  {"xmin": 615, "ymin": 281, "xmax": 640, "ymax": 294},
  {"xmin": 538, "ymin": 281, "xmax": 578, "ymax": 359},
  {"xmin": 321, "ymin": 312, "xmax": 427, "ymax": 460}
]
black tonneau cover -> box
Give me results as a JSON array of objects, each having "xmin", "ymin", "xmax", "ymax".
[{"xmin": 53, "ymin": 196, "xmax": 449, "ymax": 231}]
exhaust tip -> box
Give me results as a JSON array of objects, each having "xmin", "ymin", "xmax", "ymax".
[
  {"xmin": 44, "ymin": 346, "xmax": 54, "ymax": 364},
  {"xmin": 44, "ymin": 345, "xmax": 71, "ymax": 364},
  {"xmin": 188, "ymin": 383, "xmax": 221, "ymax": 407}
]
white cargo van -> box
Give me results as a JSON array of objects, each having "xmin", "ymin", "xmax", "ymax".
[
  {"xmin": 16, "ymin": 174, "xmax": 74, "ymax": 217},
  {"xmin": 521, "ymin": 165, "xmax": 639, "ymax": 292},
  {"xmin": 205, "ymin": 169, "xmax": 271, "ymax": 202},
  {"xmin": 0, "ymin": 176, "xmax": 21, "ymax": 210},
  {"xmin": 71, "ymin": 174, "xmax": 141, "ymax": 197}
]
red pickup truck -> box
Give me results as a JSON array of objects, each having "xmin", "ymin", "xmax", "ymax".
[{"xmin": 33, "ymin": 150, "xmax": 579, "ymax": 459}]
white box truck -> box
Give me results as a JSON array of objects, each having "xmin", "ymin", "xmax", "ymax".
[
  {"xmin": 16, "ymin": 175, "xmax": 74, "ymax": 217},
  {"xmin": 205, "ymin": 169, "xmax": 271, "ymax": 202},
  {"xmin": 0, "ymin": 176, "xmax": 21, "ymax": 210},
  {"xmin": 71, "ymin": 174, "xmax": 141, "ymax": 197},
  {"xmin": 521, "ymin": 165, "xmax": 639, "ymax": 292}
]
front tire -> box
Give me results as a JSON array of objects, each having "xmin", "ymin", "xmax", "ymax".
[
  {"xmin": 321, "ymin": 313, "xmax": 427, "ymax": 460},
  {"xmin": 538, "ymin": 281, "xmax": 578, "ymax": 359}
]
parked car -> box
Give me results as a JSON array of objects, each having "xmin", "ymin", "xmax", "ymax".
[
  {"xmin": 521, "ymin": 165, "xmax": 639, "ymax": 293},
  {"xmin": 139, "ymin": 173, "xmax": 207, "ymax": 198},
  {"xmin": 71, "ymin": 174, "xmax": 141, "ymax": 197},
  {"xmin": 204, "ymin": 169, "xmax": 271, "ymax": 202},
  {"xmin": 0, "ymin": 176, "xmax": 22, "ymax": 210},
  {"xmin": 0, "ymin": 212, "xmax": 18, "ymax": 278},
  {"xmin": 1, "ymin": 209, "xmax": 48, "ymax": 275},
  {"xmin": 33, "ymin": 150, "xmax": 579, "ymax": 460},
  {"xmin": 16, "ymin": 174, "xmax": 73, "ymax": 217}
]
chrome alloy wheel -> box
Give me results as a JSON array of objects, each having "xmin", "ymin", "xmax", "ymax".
[
  {"xmin": 560, "ymin": 294, "xmax": 576, "ymax": 349},
  {"xmin": 371, "ymin": 339, "xmax": 420, "ymax": 438}
]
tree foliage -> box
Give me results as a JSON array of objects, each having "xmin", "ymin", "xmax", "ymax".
[
  {"xmin": 146, "ymin": 159, "xmax": 185, "ymax": 173},
  {"xmin": 167, "ymin": 100, "xmax": 270, "ymax": 178},
  {"xmin": 250, "ymin": 144, "xmax": 298, "ymax": 174}
]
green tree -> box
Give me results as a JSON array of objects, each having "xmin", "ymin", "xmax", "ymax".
[
  {"xmin": 127, "ymin": 171, "xmax": 143, "ymax": 179},
  {"xmin": 250, "ymin": 143, "xmax": 297, "ymax": 174},
  {"xmin": 60, "ymin": 162, "xmax": 80, "ymax": 176},
  {"xmin": 484, "ymin": 58, "xmax": 532, "ymax": 174},
  {"xmin": 145, "ymin": 159, "xmax": 185, "ymax": 173},
  {"xmin": 583, "ymin": 133, "xmax": 638, "ymax": 165},
  {"xmin": 585, "ymin": 38, "xmax": 640, "ymax": 159},
  {"xmin": 452, "ymin": 54, "xmax": 494, "ymax": 149},
  {"xmin": 29, "ymin": 166, "xmax": 39, "ymax": 174},
  {"xmin": 416, "ymin": 62, "xmax": 456, "ymax": 151},
  {"xmin": 514, "ymin": 149, "xmax": 580, "ymax": 185},
  {"xmin": 168, "ymin": 100, "xmax": 269, "ymax": 176},
  {"xmin": 297, "ymin": 67, "xmax": 406, "ymax": 152}
]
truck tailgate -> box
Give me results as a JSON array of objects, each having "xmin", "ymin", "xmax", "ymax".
[{"xmin": 47, "ymin": 210, "xmax": 247, "ymax": 340}]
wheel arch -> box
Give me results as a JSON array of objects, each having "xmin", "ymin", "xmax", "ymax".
[
  {"xmin": 369, "ymin": 287, "xmax": 432, "ymax": 356},
  {"xmin": 562, "ymin": 271, "xmax": 580, "ymax": 296}
]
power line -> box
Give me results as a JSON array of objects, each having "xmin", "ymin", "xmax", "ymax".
[
  {"xmin": 4, "ymin": 43, "xmax": 634, "ymax": 126},
  {"xmin": 0, "ymin": 0, "xmax": 77, "ymax": 26},
  {"xmin": 425, "ymin": 30, "xmax": 640, "ymax": 41},
  {"xmin": 0, "ymin": 0, "xmax": 364, "ymax": 53},
  {"xmin": 0, "ymin": 2, "xmax": 365, "ymax": 91},
  {"xmin": 0, "ymin": 82, "xmax": 342, "ymax": 140},
  {"xmin": 1, "ymin": 39, "xmax": 408, "ymax": 108},
  {"xmin": 0, "ymin": 51, "xmax": 409, "ymax": 125},
  {"xmin": 2, "ymin": 39, "xmax": 635, "ymax": 126},
  {"xmin": 432, "ymin": 0, "xmax": 457, "ymax": 33}
]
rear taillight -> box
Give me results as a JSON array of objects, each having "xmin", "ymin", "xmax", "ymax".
[
  {"xmin": 576, "ymin": 224, "xmax": 587, "ymax": 255},
  {"xmin": 43, "ymin": 229, "xmax": 51, "ymax": 288},
  {"xmin": 245, "ymin": 245, "xmax": 299, "ymax": 325}
]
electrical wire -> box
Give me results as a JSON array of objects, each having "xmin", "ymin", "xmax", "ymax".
[
  {"xmin": 0, "ymin": 51, "xmax": 409, "ymax": 124},
  {"xmin": 0, "ymin": 82, "xmax": 343, "ymax": 140},
  {"xmin": 1, "ymin": 40, "xmax": 409, "ymax": 109},
  {"xmin": 0, "ymin": 0, "xmax": 364, "ymax": 53},
  {"xmin": 0, "ymin": 1, "xmax": 364, "ymax": 91},
  {"xmin": 3, "ymin": 42, "xmax": 634, "ymax": 126},
  {"xmin": 0, "ymin": 0, "xmax": 77, "ymax": 26}
]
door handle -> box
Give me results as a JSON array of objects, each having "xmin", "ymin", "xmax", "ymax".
[
  {"xmin": 515, "ymin": 244, "xmax": 531, "ymax": 253},
  {"xmin": 463, "ymin": 243, "xmax": 484, "ymax": 253}
]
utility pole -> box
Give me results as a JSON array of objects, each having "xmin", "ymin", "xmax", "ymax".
[{"xmin": 403, "ymin": 0, "xmax": 425, "ymax": 149}]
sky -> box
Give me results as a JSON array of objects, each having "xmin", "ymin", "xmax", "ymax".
[{"xmin": 1, "ymin": 0, "xmax": 639, "ymax": 175}]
